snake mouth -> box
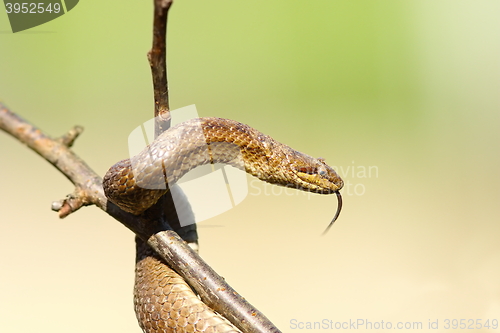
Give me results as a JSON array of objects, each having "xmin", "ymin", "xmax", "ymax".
[
  {"xmin": 295, "ymin": 171, "xmax": 342, "ymax": 193},
  {"xmin": 322, "ymin": 191, "xmax": 343, "ymax": 235}
]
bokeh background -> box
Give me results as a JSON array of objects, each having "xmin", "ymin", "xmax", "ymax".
[{"xmin": 1, "ymin": 1, "xmax": 499, "ymax": 332}]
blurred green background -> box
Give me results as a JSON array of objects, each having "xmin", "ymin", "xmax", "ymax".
[{"xmin": 1, "ymin": 1, "xmax": 499, "ymax": 332}]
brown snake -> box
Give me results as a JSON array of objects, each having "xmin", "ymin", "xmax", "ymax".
[{"xmin": 103, "ymin": 117, "xmax": 344, "ymax": 333}]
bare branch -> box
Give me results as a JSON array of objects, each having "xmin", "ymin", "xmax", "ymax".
[
  {"xmin": 149, "ymin": 0, "xmax": 173, "ymax": 135},
  {"xmin": 149, "ymin": 232, "xmax": 282, "ymax": 333},
  {"xmin": 0, "ymin": 103, "xmax": 104, "ymax": 215},
  {"xmin": 0, "ymin": 103, "xmax": 168, "ymax": 236},
  {"xmin": 56, "ymin": 125, "xmax": 83, "ymax": 147}
]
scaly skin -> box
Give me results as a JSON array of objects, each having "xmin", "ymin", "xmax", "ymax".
[
  {"xmin": 134, "ymin": 239, "xmax": 240, "ymax": 333},
  {"xmin": 103, "ymin": 117, "xmax": 343, "ymax": 333}
]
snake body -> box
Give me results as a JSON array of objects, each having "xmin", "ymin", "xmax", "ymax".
[{"xmin": 103, "ymin": 117, "xmax": 343, "ymax": 333}]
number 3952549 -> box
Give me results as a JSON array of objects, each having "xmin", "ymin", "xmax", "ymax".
[
  {"xmin": 5, "ymin": 3, "xmax": 61, "ymax": 14},
  {"xmin": 443, "ymin": 319, "xmax": 498, "ymax": 330}
]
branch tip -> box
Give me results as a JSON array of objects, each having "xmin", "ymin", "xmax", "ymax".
[
  {"xmin": 157, "ymin": 0, "xmax": 173, "ymax": 9},
  {"xmin": 51, "ymin": 200, "xmax": 63, "ymax": 211},
  {"xmin": 150, "ymin": 0, "xmax": 172, "ymax": 136},
  {"xmin": 57, "ymin": 125, "xmax": 83, "ymax": 147},
  {"xmin": 51, "ymin": 192, "xmax": 88, "ymax": 218},
  {"xmin": 58, "ymin": 202, "xmax": 73, "ymax": 218}
]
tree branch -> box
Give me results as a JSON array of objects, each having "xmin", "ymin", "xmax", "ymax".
[
  {"xmin": 0, "ymin": 103, "xmax": 149, "ymax": 233},
  {"xmin": 149, "ymin": 0, "xmax": 173, "ymax": 135},
  {"xmin": 149, "ymin": 232, "xmax": 281, "ymax": 333}
]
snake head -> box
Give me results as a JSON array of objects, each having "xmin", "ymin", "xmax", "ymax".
[
  {"xmin": 290, "ymin": 156, "xmax": 344, "ymax": 194},
  {"xmin": 289, "ymin": 156, "xmax": 344, "ymax": 233}
]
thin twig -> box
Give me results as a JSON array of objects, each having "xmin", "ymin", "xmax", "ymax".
[
  {"xmin": 149, "ymin": 0, "xmax": 173, "ymax": 135},
  {"xmin": 0, "ymin": 105, "xmax": 104, "ymax": 216},
  {"xmin": 56, "ymin": 125, "xmax": 83, "ymax": 148},
  {"xmin": 0, "ymin": 103, "xmax": 147, "ymax": 232}
]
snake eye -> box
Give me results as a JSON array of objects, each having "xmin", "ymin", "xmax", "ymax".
[{"xmin": 318, "ymin": 167, "xmax": 327, "ymax": 177}]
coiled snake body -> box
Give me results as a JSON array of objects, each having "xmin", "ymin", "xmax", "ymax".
[{"xmin": 103, "ymin": 117, "xmax": 343, "ymax": 333}]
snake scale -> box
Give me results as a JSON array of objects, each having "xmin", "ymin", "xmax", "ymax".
[{"xmin": 103, "ymin": 117, "xmax": 344, "ymax": 333}]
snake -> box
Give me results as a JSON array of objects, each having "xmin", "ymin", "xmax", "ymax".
[{"xmin": 103, "ymin": 117, "xmax": 344, "ymax": 333}]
